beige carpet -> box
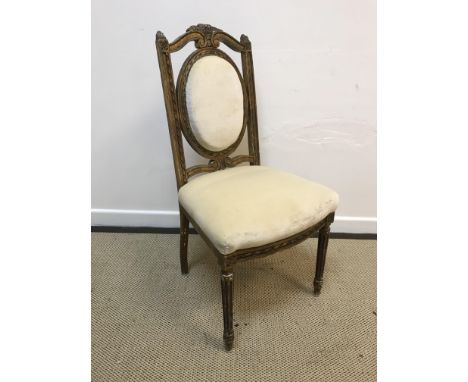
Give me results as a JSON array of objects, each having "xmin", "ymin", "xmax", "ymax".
[{"xmin": 92, "ymin": 233, "xmax": 376, "ymax": 382}]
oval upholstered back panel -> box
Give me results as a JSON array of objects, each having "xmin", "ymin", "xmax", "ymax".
[{"xmin": 185, "ymin": 55, "xmax": 244, "ymax": 152}]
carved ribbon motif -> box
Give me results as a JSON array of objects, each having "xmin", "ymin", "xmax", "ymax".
[
  {"xmin": 186, "ymin": 155, "xmax": 253, "ymax": 179},
  {"xmin": 186, "ymin": 24, "xmax": 222, "ymax": 49}
]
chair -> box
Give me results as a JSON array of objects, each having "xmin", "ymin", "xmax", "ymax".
[{"xmin": 155, "ymin": 24, "xmax": 339, "ymax": 351}]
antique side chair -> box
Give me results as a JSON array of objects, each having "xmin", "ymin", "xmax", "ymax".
[{"xmin": 155, "ymin": 24, "xmax": 339, "ymax": 351}]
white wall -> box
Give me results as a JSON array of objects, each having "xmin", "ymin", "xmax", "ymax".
[{"xmin": 92, "ymin": 0, "xmax": 376, "ymax": 233}]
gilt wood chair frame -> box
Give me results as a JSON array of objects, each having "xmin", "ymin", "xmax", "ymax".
[{"xmin": 156, "ymin": 24, "xmax": 334, "ymax": 351}]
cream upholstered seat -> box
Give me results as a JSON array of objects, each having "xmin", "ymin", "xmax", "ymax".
[{"xmin": 179, "ymin": 165, "xmax": 339, "ymax": 255}]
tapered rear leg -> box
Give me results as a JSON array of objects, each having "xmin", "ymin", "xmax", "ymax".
[
  {"xmin": 314, "ymin": 223, "xmax": 331, "ymax": 296},
  {"xmin": 221, "ymin": 269, "xmax": 234, "ymax": 351},
  {"xmin": 179, "ymin": 208, "xmax": 189, "ymax": 274}
]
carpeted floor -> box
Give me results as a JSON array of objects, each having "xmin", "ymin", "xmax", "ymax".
[{"xmin": 92, "ymin": 232, "xmax": 376, "ymax": 382}]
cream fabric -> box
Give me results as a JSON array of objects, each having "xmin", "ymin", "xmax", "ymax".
[
  {"xmin": 179, "ymin": 166, "xmax": 339, "ymax": 255},
  {"xmin": 185, "ymin": 56, "xmax": 244, "ymax": 151}
]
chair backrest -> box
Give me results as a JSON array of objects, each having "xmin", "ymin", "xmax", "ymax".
[{"xmin": 155, "ymin": 24, "xmax": 260, "ymax": 189}]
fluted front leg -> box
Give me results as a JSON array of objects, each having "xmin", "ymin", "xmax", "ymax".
[
  {"xmin": 314, "ymin": 223, "xmax": 331, "ymax": 296},
  {"xmin": 221, "ymin": 270, "xmax": 234, "ymax": 351},
  {"xmin": 179, "ymin": 208, "xmax": 189, "ymax": 274}
]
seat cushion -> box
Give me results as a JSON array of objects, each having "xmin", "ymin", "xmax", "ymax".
[{"xmin": 178, "ymin": 166, "xmax": 339, "ymax": 255}]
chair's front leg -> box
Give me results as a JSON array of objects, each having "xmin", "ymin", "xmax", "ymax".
[
  {"xmin": 221, "ymin": 267, "xmax": 234, "ymax": 351},
  {"xmin": 314, "ymin": 223, "xmax": 331, "ymax": 296},
  {"xmin": 179, "ymin": 207, "xmax": 189, "ymax": 274}
]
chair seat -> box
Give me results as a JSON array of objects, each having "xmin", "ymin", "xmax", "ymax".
[{"xmin": 178, "ymin": 166, "xmax": 339, "ymax": 255}]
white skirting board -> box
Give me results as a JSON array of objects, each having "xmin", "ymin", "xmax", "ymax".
[{"xmin": 91, "ymin": 209, "xmax": 376, "ymax": 234}]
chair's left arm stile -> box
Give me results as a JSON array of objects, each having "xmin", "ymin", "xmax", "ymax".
[{"xmin": 155, "ymin": 31, "xmax": 187, "ymax": 189}]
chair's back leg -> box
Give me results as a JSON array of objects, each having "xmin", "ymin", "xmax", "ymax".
[
  {"xmin": 221, "ymin": 269, "xmax": 234, "ymax": 351},
  {"xmin": 314, "ymin": 223, "xmax": 331, "ymax": 295},
  {"xmin": 179, "ymin": 208, "xmax": 189, "ymax": 274}
]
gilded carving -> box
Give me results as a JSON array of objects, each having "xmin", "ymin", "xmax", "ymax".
[{"xmin": 187, "ymin": 24, "xmax": 222, "ymax": 48}]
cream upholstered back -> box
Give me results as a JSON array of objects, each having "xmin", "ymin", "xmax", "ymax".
[
  {"xmin": 156, "ymin": 25, "xmax": 260, "ymax": 189},
  {"xmin": 185, "ymin": 55, "xmax": 244, "ymax": 152}
]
